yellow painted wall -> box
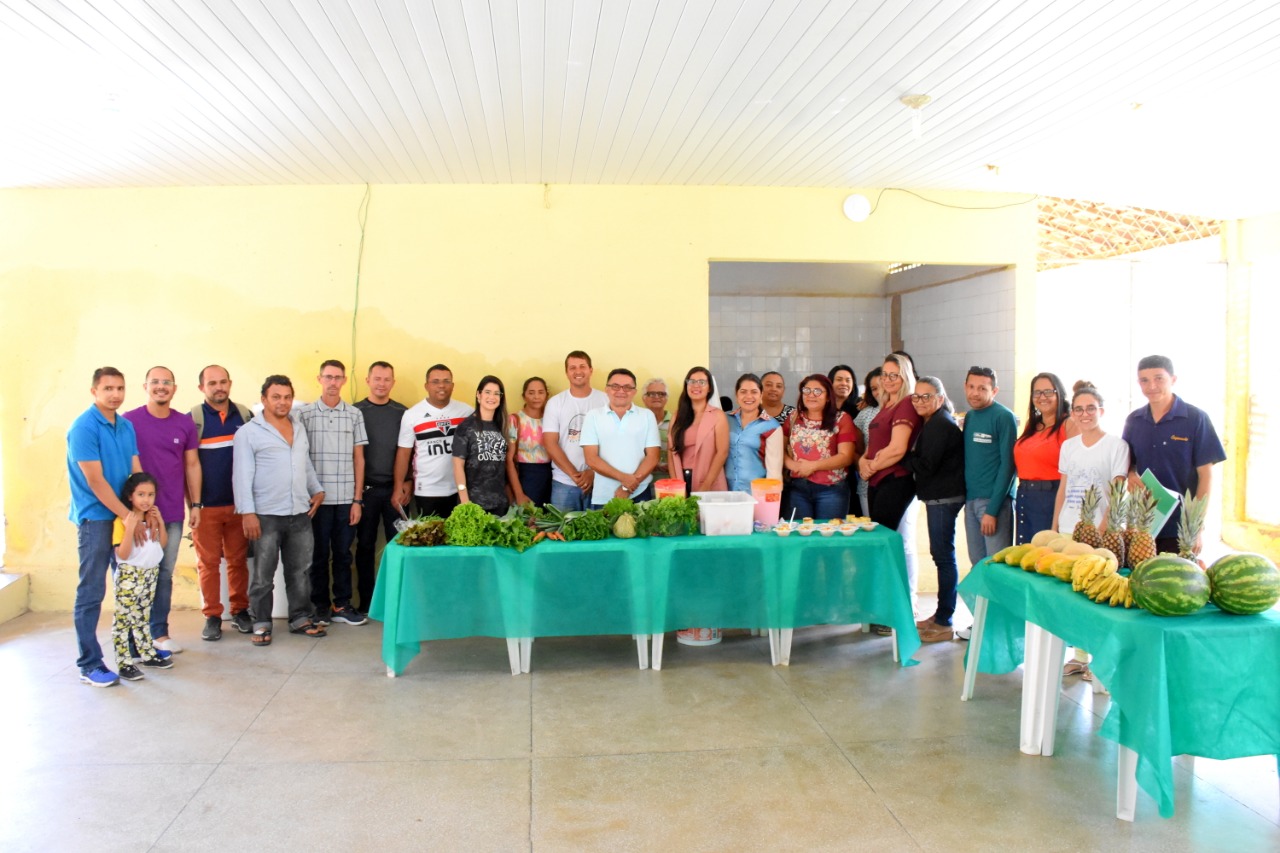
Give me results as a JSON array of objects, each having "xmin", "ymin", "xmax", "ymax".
[{"xmin": 1, "ymin": 184, "xmax": 1037, "ymax": 609}]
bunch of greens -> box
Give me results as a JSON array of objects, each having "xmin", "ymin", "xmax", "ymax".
[
  {"xmin": 637, "ymin": 496, "xmax": 701, "ymax": 537},
  {"xmin": 562, "ymin": 509, "xmax": 612, "ymax": 541},
  {"xmin": 394, "ymin": 516, "xmax": 447, "ymax": 547},
  {"xmin": 601, "ymin": 497, "xmax": 637, "ymax": 520},
  {"xmin": 444, "ymin": 503, "xmax": 501, "ymax": 547},
  {"xmin": 494, "ymin": 505, "xmax": 538, "ymax": 552}
]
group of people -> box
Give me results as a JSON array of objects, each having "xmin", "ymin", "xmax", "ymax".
[{"xmin": 66, "ymin": 349, "xmax": 1224, "ymax": 687}]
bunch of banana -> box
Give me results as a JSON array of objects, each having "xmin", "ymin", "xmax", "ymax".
[
  {"xmin": 1071, "ymin": 554, "xmax": 1117, "ymax": 592},
  {"xmin": 1083, "ymin": 572, "xmax": 1135, "ymax": 607}
]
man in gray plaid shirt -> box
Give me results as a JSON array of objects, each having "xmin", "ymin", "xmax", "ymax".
[{"xmin": 298, "ymin": 359, "xmax": 369, "ymax": 626}]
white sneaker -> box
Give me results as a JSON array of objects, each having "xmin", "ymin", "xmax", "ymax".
[
  {"xmin": 154, "ymin": 638, "xmax": 183, "ymax": 654},
  {"xmin": 954, "ymin": 626, "xmax": 972, "ymax": 641}
]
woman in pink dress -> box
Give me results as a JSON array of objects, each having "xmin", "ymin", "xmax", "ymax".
[{"xmin": 669, "ymin": 366, "xmax": 729, "ymax": 492}]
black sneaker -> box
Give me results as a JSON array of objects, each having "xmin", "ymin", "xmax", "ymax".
[
  {"xmin": 118, "ymin": 664, "xmax": 145, "ymax": 681},
  {"xmin": 140, "ymin": 651, "xmax": 174, "ymax": 670},
  {"xmin": 331, "ymin": 605, "xmax": 367, "ymax": 626},
  {"xmin": 313, "ymin": 610, "xmax": 332, "ymax": 627},
  {"xmin": 232, "ymin": 610, "xmax": 253, "ymax": 634},
  {"xmin": 202, "ymin": 616, "xmax": 222, "ymax": 641}
]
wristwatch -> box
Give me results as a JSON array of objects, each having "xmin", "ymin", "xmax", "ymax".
[
  {"xmin": 353, "ymin": 500, "xmax": 364, "ymax": 506},
  {"xmin": 191, "ymin": 503, "xmax": 204, "ymax": 509}
]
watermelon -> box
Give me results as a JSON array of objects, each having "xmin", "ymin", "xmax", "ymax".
[
  {"xmin": 1129, "ymin": 555, "xmax": 1210, "ymax": 616},
  {"xmin": 1206, "ymin": 553, "xmax": 1280, "ymax": 615}
]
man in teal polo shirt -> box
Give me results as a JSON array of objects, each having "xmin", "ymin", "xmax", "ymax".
[
  {"xmin": 962, "ymin": 366, "xmax": 1017, "ymax": 564},
  {"xmin": 67, "ymin": 367, "xmax": 142, "ymax": 687},
  {"xmin": 1122, "ymin": 355, "xmax": 1226, "ymax": 554}
]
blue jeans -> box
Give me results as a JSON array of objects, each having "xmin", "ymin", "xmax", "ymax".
[
  {"xmin": 74, "ymin": 519, "xmax": 116, "ymax": 674},
  {"xmin": 355, "ymin": 484, "xmax": 400, "ymax": 612},
  {"xmin": 550, "ymin": 479, "xmax": 589, "ymax": 512},
  {"xmin": 787, "ymin": 478, "xmax": 850, "ymax": 521},
  {"xmin": 965, "ymin": 497, "xmax": 1013, "ymax": 565},
  {"xmin": 310, "ymin": 504, "xmax": 357, "ymax": 611},
  {"xmin": 1015, "ymin": 481, "xmax": 1060, "ymax": 544},
  {"xmin": 251, "ymin": 514, "xmax": 315, "ymax": 631},
  {"xmin": 148, "ymin": 521, "xmax": 182, "ymax": 640},
  {"xmin": 925, "ymin": 499, "xmax": 964, "ymax": 625}
]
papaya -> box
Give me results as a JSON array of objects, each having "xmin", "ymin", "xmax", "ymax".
[{"xmin": 1021, "ymin": 546, "xmax": 1052, "ymax": 571}]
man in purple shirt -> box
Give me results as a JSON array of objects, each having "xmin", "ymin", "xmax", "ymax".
[{"xmin": 123, "ymin": 366, "xmax": 201, "ymax": 654}]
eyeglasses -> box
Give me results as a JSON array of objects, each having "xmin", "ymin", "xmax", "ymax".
[
  {"xmin": 968, "ymin": 366, "xmax": 996, "ymax": 378},
  {"xmin": 910, "ymin": 394, "xmax": 936, "ymax": 403},
  {"xmin": 319, "ymin": 374, "xmax": 345, "ymax": 382},
  {"xmin": 882, "ymin": 372, "xmax": 901, "ymax": 382},
  {"xmin": 801, "ymin": 387, "xmax": 825, "ymax": 397},
  {"xmin": 606, "ymin": 384, "xmax": 636, "ymax": 392},
  {"xmin": 1031, "ymin": 389, "xmax": 1058, "ymax": 399},
  {"xmin": 686, "ymin": 379, "xmax": 709, "ymax": 387},
  {"xmin": 147, "ymin": 379, "xmax": 175, "ymax": 387},
  {"xmin": 643, "ymin": 391, "xmax": 667, "ymax": 398},
  {"xmin": 1072, "ymin": 405, "xmax": 1100, "ymax": 415}
]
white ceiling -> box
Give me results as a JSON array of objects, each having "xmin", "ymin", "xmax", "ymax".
[{"xmin": 2, "ymin": 1, "xmax": 1277, "ymax": 218}]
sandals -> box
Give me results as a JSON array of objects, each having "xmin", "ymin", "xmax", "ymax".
[
  {"xmin": 871, "ymin": 624, "xmax": 894, "ymax": 636},
  {"xmin": 1062, "ymin": 660, "xmax": 1089, "ymax": 678},
  {"xmin": 251, "ymin": 629, "xmax": 272, "ymax": 647},
  {"xmin": 289, "ymin": 621, "xmax": 327, "ymax": 638}
]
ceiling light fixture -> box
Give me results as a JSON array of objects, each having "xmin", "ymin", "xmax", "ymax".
[
  {"xmin": 842, "ymin": 194, "xmax": 872, "ymax": 222},
  {"xmin": 899, "ymin": 93, "xmax": 932, "ymax": 140}
]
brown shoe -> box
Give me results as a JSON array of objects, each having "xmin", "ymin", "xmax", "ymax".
[{"xmin": 918, "ymin": 623, "xmax": 954, "ymax": 643}]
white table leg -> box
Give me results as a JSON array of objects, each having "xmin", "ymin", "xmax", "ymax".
[
  {"xmin": 519, "ymin": 637, "xmax": 532, "ymax": 673},
  {"xmin": 634, "ymin": 634, "xmax": 649, "ymax": 669},
  {"xmin": 768, "ymin": 629, "xmax": 780, "ymax": 665},
  {"xmin": 1020, "ymin": 622, "xmax": 1048, "ymax": 755},
  {"xmin": 860, "ymin": 623, "xmax": 870, "ymax": 633},
  {"xmin": 778, "ymin": 628, "xmax": 793, "ymax": 666},
  {"xmin": 386, "ymin": 666, "xmax": 396, "ymax": 678},
  {"xmin": 651, "ymin": 633, "xmax": 665, "ymax": 670},
  {"xmin": 891, "ymin": 628, "xmax": 899, "ymax": 663},
  {"xmin": 1038, "ymin": 633, "xmax": 1067, "ymax": 756},
  {"xmin": 506, "ymin": 639, "xmax": 521, "ymax": 676},
  {"xmin": 961, "ymin": 596, "xmax": 989, "ymax": 701},
  {"xmin": 1116, "ymin": 745, "xmax": 1139, "ymax": 821}
]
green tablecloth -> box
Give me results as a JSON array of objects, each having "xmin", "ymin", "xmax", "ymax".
[
  {"xmin": 369, "ymin": 529, "xmax": 919, "ymax": 674},
  {"xmin": 958, "ymin": 558, "xmax": 1280, "ymax": 818}
]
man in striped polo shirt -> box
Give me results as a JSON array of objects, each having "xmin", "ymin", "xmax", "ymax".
[
  {"xmin": 190, "ymin": 365, "xmax": 254, "ymax": 641},
  {"xmin": 298, "ymin": 359, "xmax": 368, "ymax": 627}
]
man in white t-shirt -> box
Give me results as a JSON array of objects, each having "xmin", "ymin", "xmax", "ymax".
[
  {"xmin": 542, "ymin": 350, "xmax": 608, "ymax": 511},
  {"xmin": 393, "ymin": 364, "xmax": 474, "ymax": 518}
]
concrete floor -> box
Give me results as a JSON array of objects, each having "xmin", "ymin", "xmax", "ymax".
[{"xmin": 1, "ymin": 606, "xmax": 1276, "ymax": 852}]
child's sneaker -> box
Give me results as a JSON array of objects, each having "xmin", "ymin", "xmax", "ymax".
[
  {"xmin": 118, "ymin": 664, "xmax": 145, "ymax": 681},
  {"xmin": 140, "ymin": 650, "xmax": 174, "ymax": 670},
  {"xmin": 79, "ymin": 666, "xmax": 120, "ymax": 687}
]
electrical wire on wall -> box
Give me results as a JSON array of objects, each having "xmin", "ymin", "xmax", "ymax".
[
  {"xmin": 349, "ymin": 183, "xmax": 371, "ymax": 402},
  {"xmin": 865, "ymin": 187, "xmax": 1039, "ymax": 218}
]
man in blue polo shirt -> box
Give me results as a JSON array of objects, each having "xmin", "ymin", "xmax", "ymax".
[
  {"xmin": 580, "ymin": 368, "xmax": 661, "ymax": 508},
  {"xmin": 67, "ymin": 367, "xmax": 142, "ymax": 687},
  {"xmin": 1122, "ymin": 355, "xmax": 1226, "ymax": 554}
]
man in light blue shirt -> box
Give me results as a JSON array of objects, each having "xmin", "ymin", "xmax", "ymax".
[
  {"xmin": 233, "ymin": 375, "xmax": 326, "ymax": 644},
  {"xmin": 581, "ymin": 368, "xmax": 661, "ymax": 509}
]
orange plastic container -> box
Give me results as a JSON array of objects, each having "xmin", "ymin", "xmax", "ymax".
[
  {"xmin": 653, "ymin": 478, "xmax": 686, "ymax": 500},
  {"xmin": 750, "ymin": 478, "xmax": 783, "ymax": 526}
]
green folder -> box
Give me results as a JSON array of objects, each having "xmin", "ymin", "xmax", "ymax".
[{"xmin": 1140, "ymin": 469, "xmax": 1180, "ymax": 535}]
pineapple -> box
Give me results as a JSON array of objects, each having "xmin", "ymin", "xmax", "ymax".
[
  {"xmin": 1072, "ymin": 484, "xmax": 1103, "ymax": 548},
  {"xmin": 1127, "ymin": 483, "xmax": 1159, "ymax": 567},
  {"xmin": 1176, "ymin": 490, "xmax": 1208, "ymax": 567},
  {"xmin": 1100, "ymin": 479, "xmax": 1127, "ymax": 568}
]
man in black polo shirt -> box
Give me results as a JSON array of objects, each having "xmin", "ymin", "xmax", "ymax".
[{"xmin": 354, "ymin": 361, "xmax": 408, "ymax": 613}]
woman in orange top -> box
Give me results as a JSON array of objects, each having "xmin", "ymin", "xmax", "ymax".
[{"xmin": 1013, "ymin": 372, "xmax": 1078, "ymax": 543}]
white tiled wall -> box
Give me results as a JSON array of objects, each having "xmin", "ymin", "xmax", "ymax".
[
  {"xmin": 709, "ymin": 295, "xmax": 889, "ymax": 398},
  {"xmin": 898, "ymin": 269, "xmax": 1016, "ymax": 410}
]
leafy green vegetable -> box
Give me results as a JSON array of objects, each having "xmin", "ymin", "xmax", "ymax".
[
  {"xmin": 494, "ymin": 516, "xmax": 537, "ymax": 552},
  {"xmin": 444, "ymin": 503, "xmax": 501, "ymax": 547},
  {"xmin": 563, "ymin": 509, "xmax": 612, "ymax": 541},
  {"xmin": 601, "ymin": 497, "xmax": 637, "ymax": 520},
  {"xmin": 637, "ymin": 496, "xmax": 701, "ymax": 537},
  {"xmin": 395, "ymin": 516, "xmax": 447, "ymax": 546}
]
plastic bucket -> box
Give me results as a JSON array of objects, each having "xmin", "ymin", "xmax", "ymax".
[
  {"xmin": 676, "ymin": 627, "xmax": 722, "ymax": 646},
  {"xmin": 750, "ymin": 478, "xmax": 783, "ymax": 526},
  {"xmin": 654, "ymin": 478, "xmax": 687, "ymax": 500}
]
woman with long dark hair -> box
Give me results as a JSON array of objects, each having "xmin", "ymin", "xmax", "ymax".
[
  {"xmin": 669, "ymin": 366, "xmax": 729, "ymax": 491},
  {"xmin": 452, "ymin": 375, "xmax": 510, "ymax": 515},
  {"xmin": 782, "ymin": 374, "xmax": 856, "ymax": 519},
  {"xmin": 1013, "ymin": 372, "xmax": 1078, "ymax": 543}
]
